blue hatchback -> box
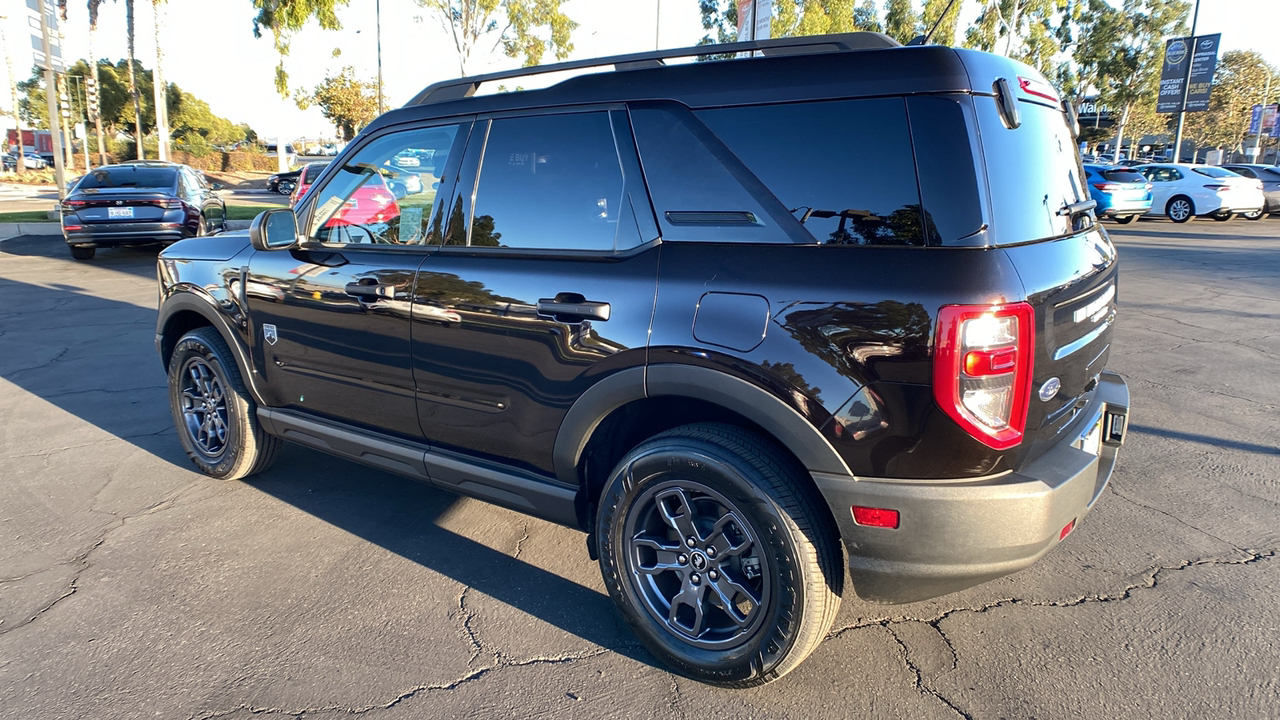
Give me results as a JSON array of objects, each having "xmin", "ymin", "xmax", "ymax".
[{"xmin": 1083, "ymin": 164, "xmax": 1153, "ymax": 223}]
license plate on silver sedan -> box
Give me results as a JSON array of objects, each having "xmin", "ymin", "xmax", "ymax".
[{"xmin": 108, "ymin": 206, "xmax": 134, "ymax": 219}]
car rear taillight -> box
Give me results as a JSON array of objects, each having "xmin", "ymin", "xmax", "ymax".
[
  {"xmin": 165, "ymin": 198, "xmax": 183, "ymax": 209},
  {"xmin": 933, "ymin": 302, "xmax": 1035, "ymax": 450},
  {"xmin": 1092, "ymin": 183, "xmax": 1119, "ymax": 192},
  {"xmin": 1017, "ymin": 75, "xmax": 1059, "ymax": 102},
  {"xmin": 62, "ymin": 199, "xmax": 85, "ymax": 211}
]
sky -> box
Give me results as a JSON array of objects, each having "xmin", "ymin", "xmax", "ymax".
[{"xmin": 2, "ymin": 0, "xmax": 1277, "ymax": 143}]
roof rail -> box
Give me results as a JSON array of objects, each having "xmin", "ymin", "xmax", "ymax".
[{"xmin": 405, "ymin": 32, "xmax": 902, "ymax": 107}]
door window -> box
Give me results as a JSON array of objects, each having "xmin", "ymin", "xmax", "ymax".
[
  {"xmin": 463, "ymin": 111, "xmax": 628, "ymax": 251},
  {"xmin": 306, "ymin": 124, "xmax": 462, "ymax": 245}
]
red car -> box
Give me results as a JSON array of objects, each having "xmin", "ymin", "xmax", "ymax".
[{"xmin": 299, "ymin": 164, "xmax": 400, "ymax": 230}]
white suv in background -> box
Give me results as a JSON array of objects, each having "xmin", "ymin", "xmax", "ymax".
[{"xmin": 1134, "ymin": 163, "xmax": 1266, "ymax": 222}]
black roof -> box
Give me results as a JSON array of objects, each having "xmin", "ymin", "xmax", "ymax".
[{"xmin": 366, "ymin": 33, "xmax": 999, "ymax": 135}]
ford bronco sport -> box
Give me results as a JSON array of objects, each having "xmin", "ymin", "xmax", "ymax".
[{"xmin": 156, "ymin": 32, "xmax": 1129, "ymax": 686}]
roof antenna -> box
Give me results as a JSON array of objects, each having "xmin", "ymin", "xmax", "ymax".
[{"xmin": 906, "ymin": 0, "xmax": 961, "ymax": 46}]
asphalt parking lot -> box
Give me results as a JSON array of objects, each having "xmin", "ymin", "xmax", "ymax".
[{"xmin": 1, "ymin": 219, "xmax": 1277, "ymax": 719}]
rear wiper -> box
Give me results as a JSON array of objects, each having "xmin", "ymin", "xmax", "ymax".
[{"xmin": 1057, "ymin": 199, "xmax": 1097, "ymax": 218}]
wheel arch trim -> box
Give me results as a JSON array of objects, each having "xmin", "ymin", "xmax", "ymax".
[
  {"xmin": 553, "ymin": 363, "xmax": 852, "ymax": 486},
  {"xmin": 157, "ymin": 293, "xmax": 267, "ymax": 405}
]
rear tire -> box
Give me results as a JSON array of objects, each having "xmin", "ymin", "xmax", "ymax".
[
  {"xmin": 70, "ymin": 245, "xmax": 95, "ymax": 260},
  {"xmin": 596, "ymin": 423, "xmax": 843, "ymax": 687},
  {"xmin": 1113, "ymin": 215, "xmax": 1137, "ymax": 224},
  {"xmin": 168, "ymin": 327, "xmax": 281, "ymax": 480},
  {"xmin": 1167, "ymin": 196, "xmax": 1194, "ymax": 223},
  {"xmin": 1212, "ymin": 211, "xmax": 1234, "ymax": 222}
]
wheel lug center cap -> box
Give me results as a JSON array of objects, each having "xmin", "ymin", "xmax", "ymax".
[{"xmin": 690, "ymin": 551, "xmax": 708, "ymax": 571}]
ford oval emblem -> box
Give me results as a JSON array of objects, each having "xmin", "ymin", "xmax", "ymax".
[{"xmin": 1039, "ymin": 377, "xmax": 1061, "ymax": 402}]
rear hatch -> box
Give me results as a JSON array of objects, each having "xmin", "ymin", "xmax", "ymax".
[
  {"xmin": 1092, "ymin": 167, "xmax": 1150, "ymax": 205},
  {"xmin": 965, "ymin": 60, "xmax": 1118, "ymax": 464},
  {"xmin": 65, "ymin": 166, "xmax": 178, "ymax": 224}
]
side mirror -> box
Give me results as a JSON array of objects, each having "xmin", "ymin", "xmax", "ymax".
[{"xmin": 250, "ymin": 208, "xmax": 300, "ymax": 251}]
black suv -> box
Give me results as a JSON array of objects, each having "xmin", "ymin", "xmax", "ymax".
[{"xmin": 155, "ymin": 33, "xmax": 1129, "ymax": 687}]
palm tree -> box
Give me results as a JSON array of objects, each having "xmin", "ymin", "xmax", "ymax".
[
  {"xmin": 88, "ymin": 0, "xmax": 110, "ymax": 165},
  {"xmin": 126, "ymin": 0, "xmax": 143, "ymax": 159},
  {"xmin": 151, "ymin": 0, "xmax": 169, "ymax": 159}
]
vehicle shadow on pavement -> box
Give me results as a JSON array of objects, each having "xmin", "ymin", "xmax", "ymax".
[
  {"xmin": 249, "ymin": 444, "xmax": 658, "ymax": 667},
  {"xmin": 1128, "ymin": 423, "xmax": 1280, "ymax": 457},
  {"xmin": 1, "ymin": 234, "xmax": 163, "ymax": 282},
  {"xmin": 0, "ymin": 271, "xmax": 658, "ymax": 671}
]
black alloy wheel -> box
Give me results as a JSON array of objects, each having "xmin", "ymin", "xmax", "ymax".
[
  {"xmin": 596, "ymin": 423, "xmax": 842, "ymax": 687},
  {"xmin": 168, "ymin": 328, "xmax": 280, "ymax": 480},
  {"xmin": 278, "ymin": 180, "xmax": 296, "ymax": 195}
]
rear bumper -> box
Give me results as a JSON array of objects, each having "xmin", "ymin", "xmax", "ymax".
[
  {"xmin": 814, "ymin": 371, "xmax": 1130, "ymax": 604},
  {"xmin": 64, "ymin": 222, "xmax": 187, "ymax": 246}
]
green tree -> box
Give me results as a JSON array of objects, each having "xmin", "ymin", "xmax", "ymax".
[
  {"xmin": 251, "ymin": 0, "xmax": 350, "ymax": 96},
  {"xmin": 414, "ymin": 0, "xmax": 578, "ymax": 76},
  {"xmin": 964, "ymin": 0, "xmax": 1068, "ymax": 75},
  {"xmin": 853, "ymin": 0, "xmax": 882, "ymax": 32},
  {"xmin": 883, "ymin": 0, "xmax": 916, "ymax": 44},
  {"xmin": 1184, "ymin": 50, "xmax": 1279, "ymax": 156},
  {"xmin": 295, "ymin": 66, "xmax": 379, "ymax": 141},
  {"xmin": 697, "ymin": 0, "xmax": 737, "ymax": 46},
  {"xmin": 919, "ymin": 0, "xmax": 961, "ymax": 45}
]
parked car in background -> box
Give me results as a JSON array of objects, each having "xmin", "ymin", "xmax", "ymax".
[
  {"xmin": 61, "ymin": 161, "xmax": 226, "ymax": 260},
  {"xmin": 1083, "ymin": 164, "xmax": 1152, "ymax": 223},
  {"xmin": 288, "ymin": 163, "xmax": 331, "ymax": 207},
  {"xmin": 1221, "ymin": 164, "xmax": 1280, "ymax": 219},
  {"xmin": 321, "ymin": 143, "xmax": 339, "ymax": 156},
  {"xmin": 3, "ymin": 151, "xmax": 49, "ymax": 170},
  {"xmin": 267, "ymin": 168, "xmax": 302, "ymax": 195},
  {"xmin": 1133, "ymin": 163, "xmax": 1264, "ymax": 222}
]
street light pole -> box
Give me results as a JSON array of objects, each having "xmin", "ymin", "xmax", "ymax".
[
  {"xmin": 1255, "ymin": 68, "xmax": 1273, "ymax": 161},
  {"xmin": 1171, "ymin": 0, "xmax": 1200, "ymax": 163}
]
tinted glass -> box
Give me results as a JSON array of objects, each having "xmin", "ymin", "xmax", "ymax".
[
  {"xmin": 1226, "ymin": 167, "xmax": 1257, "ymax": 178},
  {"xmin": 307, "ymin": 124, "xmax": 460, "ymax": 246},
  {"xmin": 1260, "ymin": 168, "xmax": 1280, "ymax": 181},
  {"xmin": 1101, "ymin": 169, "xmax": 1146, "ymax": 183},
  {"xmin": 974, "ymin": 97, "xmax": 1087, "ymax": 244},
  {"xmin": 1192, "ymin": 166, "xmax": 1238, "ymax": 179},
  {"xmin": 630, "ymin": 104, "xmax": 788, "ymax": 244},
  {"xmin": 908, "ymin": 95, "xmax": 984, "ymax": 245},
  {"xmin": 77, "ymin": 166, "xmax": 177, "ymax": 189},
  {"xmin": 698, "ymin": 98, "xmax": 928, "ymax": 246},
  {"xmin": 468, "ymin": 112, "xmax": 625, "ymax": 251}
]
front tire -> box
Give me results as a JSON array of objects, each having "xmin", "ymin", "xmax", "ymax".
[
  {"xmin": 277, "ymin": 180, "xmax": 296, "ymax": 196},
  {"xmin": 1167, "ymin": 196, "xmax": 1194, "ymax": 223},
  {"xmin": 168, "ymin": 327, "xmax": 281, "ymax": 480},
  {"xmin": 596, "ymin": 423, "xmax": 842, "ymax": 687}
]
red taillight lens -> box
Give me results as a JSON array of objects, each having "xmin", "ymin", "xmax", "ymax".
[
  {"xmin": 852, "ymin": 506, "xmax": 900, "ymax": 529},
  {"xmin": 1092, "ymin": 183, "xmax": 1119, "ymax": 192},
  {"xmin": 62, "ymin": 199, "xmax": 85, "ymax": 211},
  {"xmin": 165, "ymin": 198, "xmax": 183, "ymax": 209},
  {"xmin": 934, "ymin": 302, "xmax": 1035, "ymax": 450}
]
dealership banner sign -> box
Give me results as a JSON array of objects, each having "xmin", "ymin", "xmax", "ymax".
[
  {"xmin": 1158, "ymin": 34, "xmax": 1221, "ymax": 114},
  {"xmin": 1251, "ymin": 104, "xmax": 1280, "ymax": 137}
]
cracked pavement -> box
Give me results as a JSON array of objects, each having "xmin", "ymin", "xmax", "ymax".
[{"xmin": 1, "ymin": 220, "xmax": 1278, "ymax": 719}]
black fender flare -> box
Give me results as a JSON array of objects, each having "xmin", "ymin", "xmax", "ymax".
[
  {"xmin": 552, "ymin": 363, "xmax": 851, "ymax": 486},
  {"xmin": 156, "ymin": 291, "xmax": 268, "ymax": 405}
]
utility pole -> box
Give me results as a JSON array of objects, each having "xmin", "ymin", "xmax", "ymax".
[
  {"xmin": 1171, "ymin": 0, "xmax": 1200, "ymax": 163},
  {"xmin": 38, "ymin": 0, "xmax": 67, "ymax": 197},
  {"xmin": 376, "ymin": 0, "xmax": 384, "ymax": 114},
  {"xmin": 0, "ymin": 13, "xmax": 27, "ymax": 179}
]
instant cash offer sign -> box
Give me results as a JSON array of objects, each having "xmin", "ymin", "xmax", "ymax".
[{"xmin": 1157, "ymin": 33, "xmax": 1222, "ymax": 114}]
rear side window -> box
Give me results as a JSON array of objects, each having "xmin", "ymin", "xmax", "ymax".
[
  {"xmin": 974, "ymin": 96, "xmax": 1086, "ymax": 244},
  {"xmin": 1259, "ymin": 168, "xmax": 1280, "ymax": 181},
  {"xmin": 77, "ymin": 167, "xmax": 177, "ymax": 189},
  {"xmin": 1192, "ymin": 167, "xmax": 1237, "ymax": 179},
  {"xmin": 697, "ymin": 98, "xmax": 926, "ymax": 246},
  {"xmin": 468, "ymin": 112, "xmax": 628, "ymax": 251}
]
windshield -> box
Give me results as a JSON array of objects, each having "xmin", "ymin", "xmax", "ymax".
[
  {"xmin": 1192, "ymin": 167, "xmax": 1239, "ymax": 179},
  {"xmin": 77, "ymin": 167, "xmax": 176, "ymax": 189}
]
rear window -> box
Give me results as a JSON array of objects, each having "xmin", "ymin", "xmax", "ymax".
[
  {"xmin": 974, "ymin": 96, "xmax": 1087, "ymax": 245},
  {"xmin": 301, "ymin": 164, "xmax": 329, "ymax": 182},
  {"xmin": 1192, "ymin": 166, "xmax": 1238, "ymax": 179},
  {"xmin": 1259, "ymin": 168, "xmax": 1280, "ymax": 181},
  {"xmin": 1101, "ymin": 169, "xmax": 1146, "ymax": 183},
  {"xmin": 77, "ymin": 166, "xmax": 177, "ymax": 189}
]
